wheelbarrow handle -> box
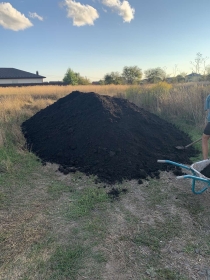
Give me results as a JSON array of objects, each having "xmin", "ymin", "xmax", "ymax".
[{"xmin": 157, "ymin": 160, "xmax": 192, "ymax": 171}]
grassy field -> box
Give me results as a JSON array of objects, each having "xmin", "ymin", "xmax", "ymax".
[{"xmin": 0, "ymin": 84, "xmax": 210, "ymax": 279}]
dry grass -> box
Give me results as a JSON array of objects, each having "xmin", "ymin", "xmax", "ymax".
[
  {"xmin": 0, "ymin": 85, "xmax": 131, "ymax": 124},
  {"xmin": 0, "ymin": 84, "xmax": 131, "ymax": 97},
  {"xmin": 124, "ymin": 82, "xmax": 210, "ymax": 133}
]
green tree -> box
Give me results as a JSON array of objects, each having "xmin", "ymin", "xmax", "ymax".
[
  {"xmin": 144, "ymin": 67, "xmax": 166, "ymax": 83},
  {"xmin": 122, "ymin": 66, "xmax": 142, "ymax": 84},
  {"xmin": 104, "ymin": 72, "xmax": 123, "ymax": 85},
  {"xmin": 104, "ymin": 74, "xmax": 113, "ymax": 85},
  {"xmin": 63, "ymin": 68, "xmax": 78, "ymax": 85},
  {"xmin": 77, "ymin": 75, "xmax": 90, "ymax": 85},
  {"xmin": 63, "ymin": 69, "xmax": 90, "ymax": 85},
  {"xmin": 176, "ymin": 74, "xmax": 185, "ymax": 83},
  {"xmin": 98, "ymin": 80, "xmax": 105, "ymax": 85}
]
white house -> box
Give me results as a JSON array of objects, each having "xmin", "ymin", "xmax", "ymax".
[{"xmin": 0, "ymin": 68, "xmax": 46, "ymax": 84}]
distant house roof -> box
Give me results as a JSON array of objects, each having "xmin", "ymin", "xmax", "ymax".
[
  {"xmin": 0, "ymin": 68, "xmax": 46, "ymax": 79},
  {"xmin": 186, "ymin": 72, "xmax": 201, "ymax": 78},
  {"xmin": 92, "ymin": 81, "xmax": 100, "ymax": 85}
]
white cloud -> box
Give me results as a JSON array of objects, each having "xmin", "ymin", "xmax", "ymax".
[
  {"xmin": 63, "ymin": 0, "xmax": 99, "ymax": 27},
  {"xmin": 29, "ymin": 12, "xmax": 43, "ymax": 21},
  {"xmin": 102, "ymin": 0, "xmax": 135, "ymax": 22},
  {"xmin": 0, "ymin": 2, "xmax": 33, "ymax": 31}
]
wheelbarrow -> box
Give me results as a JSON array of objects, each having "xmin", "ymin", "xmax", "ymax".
[{"xmin": 157, "ymin": 159, "xmax": 210, "ymax": 194}]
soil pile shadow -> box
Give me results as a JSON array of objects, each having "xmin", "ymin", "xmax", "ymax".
[{"xmin": 21, "ymin": 91, "xmax": 198, "ymax": 184}]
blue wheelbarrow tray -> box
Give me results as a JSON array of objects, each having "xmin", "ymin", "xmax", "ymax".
[{"xmin": 158, "ymin": 159, "xmax": 210, "ymax": 194}]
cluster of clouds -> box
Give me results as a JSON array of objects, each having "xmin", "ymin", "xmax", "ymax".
[
  {"xmin": 64, "ymin": 0, "xmax": 135, "ymax": 27},
  {"xmin": 0, "ymin": 0, "xmax": 135, "ymax": 31},
  {"xmin": 0, "ymin": 2, "xmax": 32, "ymax": 31}
]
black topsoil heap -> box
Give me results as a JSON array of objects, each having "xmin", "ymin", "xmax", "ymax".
[{"xmin": 21, "ymin": 91, "xmax": 197, "ymax": 184}]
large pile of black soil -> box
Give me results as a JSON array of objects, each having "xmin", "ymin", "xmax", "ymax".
[{"xmin": 21, "ymin": 91, "xmax": 198, "ymax": 184}]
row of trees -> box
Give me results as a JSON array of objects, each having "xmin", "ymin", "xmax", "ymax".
[
  {"xmin": 63, "ymin": 53, "xmax": 210, "ymax": 85},
  {"xmin": 63, "ymin": 66, "xmax": 167, "ymax": 85},
  {"xmin": 103, "ymin": 67, "xmax": 173, "ymax": 84}
]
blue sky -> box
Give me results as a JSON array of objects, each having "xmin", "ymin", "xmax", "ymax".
[{"xmin": 1, "ymin": 0, "xmax": 210, "ymax": 82}]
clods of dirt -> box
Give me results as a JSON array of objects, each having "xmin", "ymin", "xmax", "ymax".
[
  {"xmin": 107, "ymin": 187, "xmax": 128, "ymax": 200},
  {"xmin": 21, "ymin": 91, "xmax": 198, "ymax": 184},
  {"xmin": 172, "ymin": 167, "xmax": 186, "ymax": 176}
]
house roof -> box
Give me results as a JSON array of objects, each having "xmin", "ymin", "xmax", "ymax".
[
  {"xmin": 186, "ymin": 72, "xmax": 201, "ymax": 77},
  {"xmin": 0, "ymin": 68, "xmax": 46, "ymax": 79}
]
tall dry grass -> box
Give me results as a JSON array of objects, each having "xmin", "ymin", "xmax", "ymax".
[
  {"xmin": 125, "ymin": 82, "xmax": 210, "ymax": 132},
  {"xmin": 0, "ymin": 84, "xmax": 130, "ymax": 122},
  {"xmin": 0, "ymin": 84, "xmax": 131, "ymax": 98}
]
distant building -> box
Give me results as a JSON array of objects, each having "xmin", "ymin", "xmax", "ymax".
[
  {"xmin": 165, "ymin": 77, "xmax": 174, "ymax": 83},
  {"xmin": 92, "ymin": 81, "xmax": 100, "ymax": 85},
  {"xmin": 185, "ymin": 72, "xmax": 202, "ymax": 82},
  {"xmin": 0, "ymin": 68, "xmax": 46, "ymax": 84}
]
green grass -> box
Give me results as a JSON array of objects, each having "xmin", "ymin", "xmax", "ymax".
[
  {"xmin": 144, "ymin": 179, "xmax": 171, "ymax": 207},
  {"xmin": 47, "ymin": 181, "xmax": 74, "ymax": 199},
  {"xmin": 133, "ymin": 216, "xmax": 182, "ymax": 253},
  {"xmin": 66, "ymin": 187, "xmax": 110, "ymax": 219},
  {"xmin": 175, "ymin": 193, "xmax": 204, "ymax": 216},
  {"xmin": 49, "ymin": 245, "xmax": 87, "ymax": 280},
  {"xmin": 183, "ymin": 243, "xmax": 197, "ymax": 254},
  {"xmin": 0, "ymin": 145, "xmax": 41, "ymax": 186},
  {"xmin": 156, "ymin": 268, "xmax": 188, "ymax": 280},
  {"xmin": 144, "ymin": 267, "xmax": 187, "ymax": 279},
  {"xmin": 0, "ymin": 191, "xmax": 6, "ymax": 207},
  {"xmin": 83, "ymin": 217, "xmax": 107, "ymax": 239}
]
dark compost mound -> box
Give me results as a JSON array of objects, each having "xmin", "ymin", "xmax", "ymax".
[{"xmin": 21, "ymin": 91, "xmax": 198, "ymax": 183}]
